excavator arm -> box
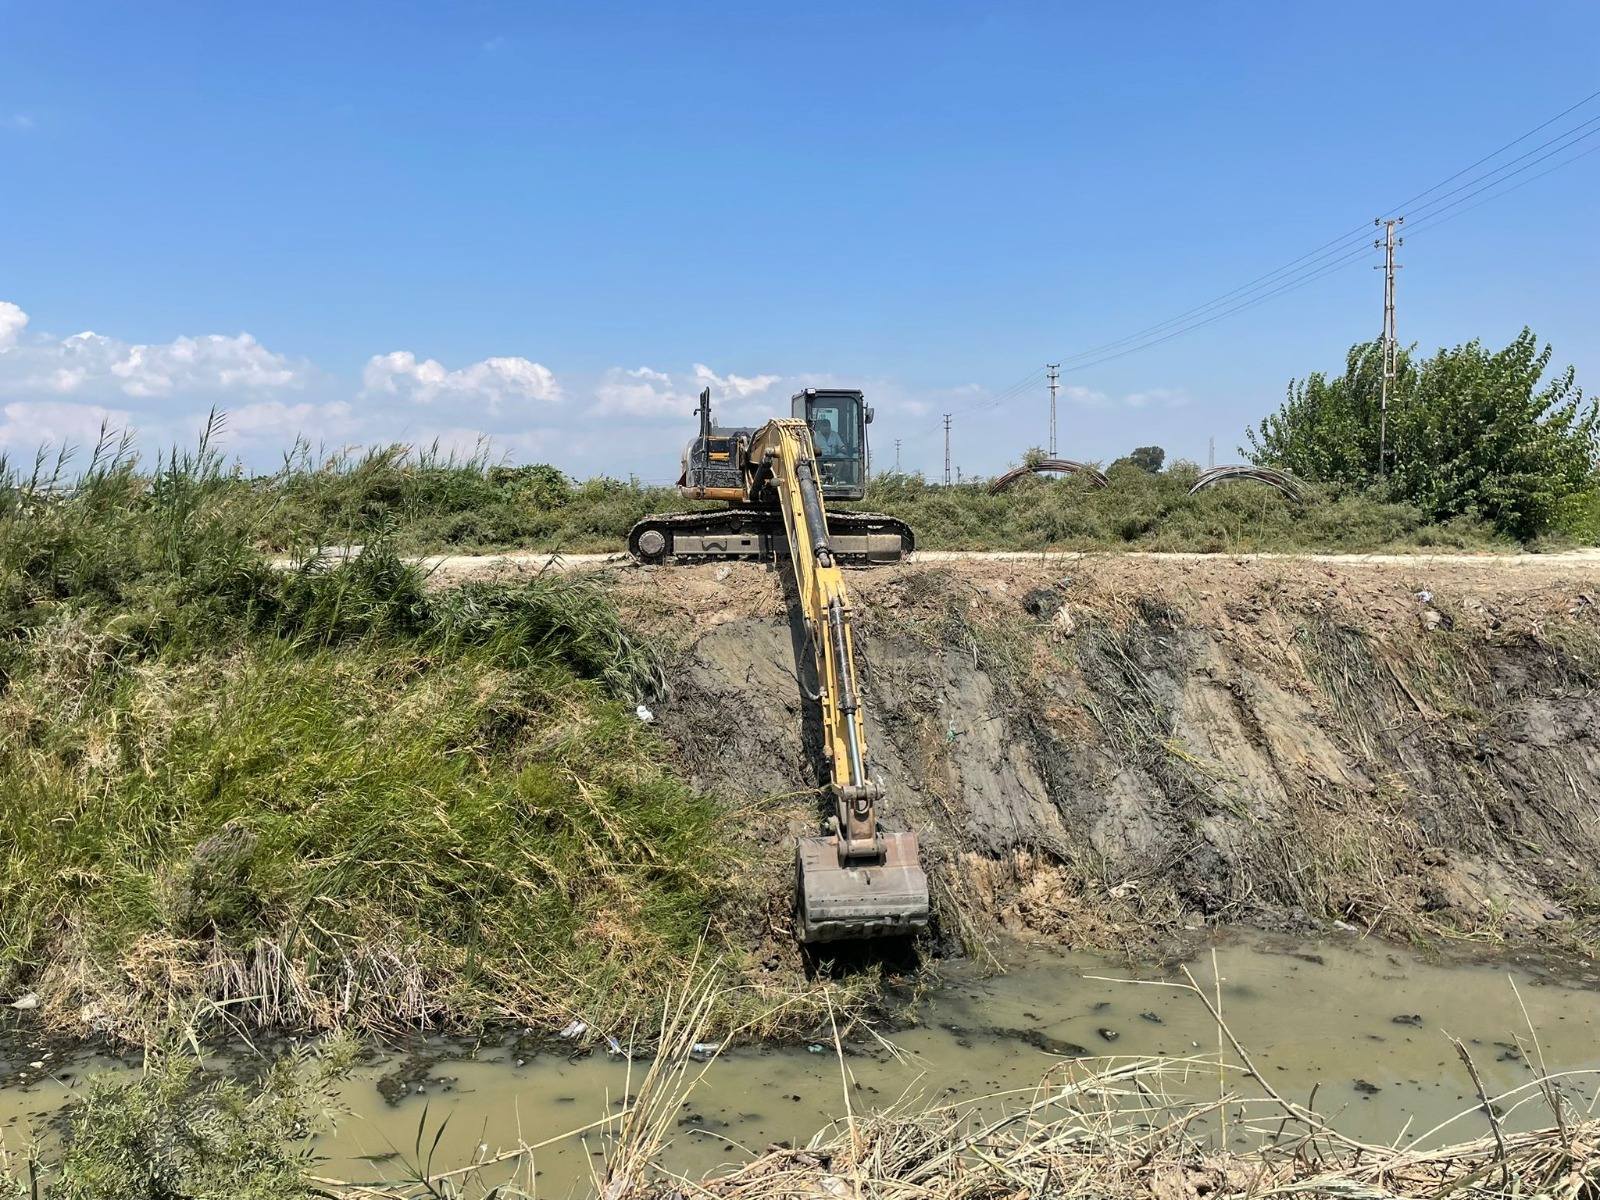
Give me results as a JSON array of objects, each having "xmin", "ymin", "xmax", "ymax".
[{"xmin": 749, "ymin": 419, "xmax": 931, "ymax": 942}]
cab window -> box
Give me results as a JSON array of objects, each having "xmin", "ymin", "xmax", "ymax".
[{"xmin": 809, "ymin": 396, "xmax": 859, "ymax": 459}]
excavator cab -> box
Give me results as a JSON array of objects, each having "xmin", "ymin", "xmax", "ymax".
[{"xmin": 794, "ymin": 389, "xmax": 872, "ymax": 500}]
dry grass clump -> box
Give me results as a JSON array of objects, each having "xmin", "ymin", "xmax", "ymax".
[
  {"xmin": 644, "ymin": 1064, "xmax": 1600, "ymax": 1200},
  {"xmin": 601, "ymin": 968, "xmax": 1600, "ymax": 1200}
]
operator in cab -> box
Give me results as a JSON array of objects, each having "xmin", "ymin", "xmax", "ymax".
[{"xmin": 814, "ymin": 412, "xmax": 847, "ymax": 457}]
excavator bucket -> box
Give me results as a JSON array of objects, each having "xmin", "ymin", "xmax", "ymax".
[{"xmin": 795, "ymin": 832, "xmax": 931, "ymax": 943}]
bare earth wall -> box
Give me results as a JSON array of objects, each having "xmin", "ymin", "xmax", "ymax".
[{"xmin": 602, "ymin": 555, "xmax": 1600, "ymax": 966}]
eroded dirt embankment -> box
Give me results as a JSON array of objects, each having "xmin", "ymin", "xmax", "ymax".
[{"xmin": 604, "ymin": 555, "xmax": 1600, "ymax": 965}]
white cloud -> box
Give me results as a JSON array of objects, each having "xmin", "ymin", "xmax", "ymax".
[
  {"xmin": 1063, "ymin": 384, "xmax": 1111, "ymax": 407},
  {"xmin": 0, "ymin": 302, "xmax": 26, "ymax": 350},
  {"xmin": 592, "ymin": 366, "xmax": 689, "ymax": 417},
  {"xmin": 0, "ymin": 400, "xmax": 133, "ymax": 452},
  {"xmin": 1058, "ymin": 383, "xmax": 1186, "ymax": 409},
  {"xmin": 225, "ymin": 400, "xmax": 357, "ymax": 439},
  {"xmin": 4, "ymin": 114, "xmax": 34, "ymax": 133},
  {"xmin": 0, "ymin": 304, "xmax": 308, "ymax": 401},
  {"xmin": 0, "ymin": 300, "xmax": 593, "ymax": 471},
  {"xmin": 362, "ymin": 350, "xmax": 560, "ymax": 410},
  {"xmin": 690, "ymin": 363, "xmax": 780, "ymax": 400},
  {"xmin": 105, "ymin": 333, "xmax": 302, "ymax": 397},
  {"xmin": 1123, "ymin": 387, "xmax": 1189, "ymax": 408},
  {"xmin": 405, "ymin": 425, "xmax": 548, "ymax": 463},
  {"xmin": 595, "ymin": 363, "xmax": 782, "ymax": 419}
]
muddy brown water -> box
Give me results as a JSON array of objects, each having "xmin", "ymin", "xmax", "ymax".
[{"xmin": 5, "ymin": 932, "xmax": 1600, "ymax": 1195}]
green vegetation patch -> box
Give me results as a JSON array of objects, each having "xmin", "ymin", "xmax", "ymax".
[
  {"xmin": 0, "ymin": 434, "xmax": 734, "ymax": 1036},
  {"xmin": 255, "ymin": 443, "xmax": 701, "ymax": 555},
  {"xmin": 857, "ymin": 463, "xmax": 1508, "ymax": 554}
]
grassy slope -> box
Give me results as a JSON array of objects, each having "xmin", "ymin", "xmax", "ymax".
[{"xmin": 0, "ymin": 443, "xmax": 742, "ymax": 1038}]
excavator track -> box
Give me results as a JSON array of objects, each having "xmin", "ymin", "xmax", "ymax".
[{"xmin": 628, "ymin": 508, "xmax": 913, "ymax": 565}]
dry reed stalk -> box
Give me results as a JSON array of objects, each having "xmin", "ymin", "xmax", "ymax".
[
  {"xmin": 591, "ymin": 965, "xmax": 1600, "ymax": 1200},
  {"xmin": 617, "ymin": 1060, "xmax": 1600, "ymax": 1200}
]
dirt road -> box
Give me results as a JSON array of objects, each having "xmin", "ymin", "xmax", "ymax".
[{"xmin": 397, "ymin": 545, "xmax": 1600, "ymax": 579}]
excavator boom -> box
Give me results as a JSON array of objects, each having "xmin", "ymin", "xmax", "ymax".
[
  {"xmin": 626, "ymin": 388, "xmax": 929, "ymax": 942},
  {"xmin": 749, "ymin": 419, "xmax": 930, "ymax": 942}
]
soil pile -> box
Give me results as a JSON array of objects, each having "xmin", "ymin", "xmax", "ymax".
[{"xmin": 607, "ymin": 555, "xmax": 1600, "ymax": 963}]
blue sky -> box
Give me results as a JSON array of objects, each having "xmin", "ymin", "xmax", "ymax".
[{"xmin": 2, "ymin": 1, "xmax": 1597, "ymax": 481}]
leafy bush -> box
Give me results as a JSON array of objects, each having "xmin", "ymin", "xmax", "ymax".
[
  {"xmin": 1247, "ymin": 331, "xmax": 1599, "ymax": 540},
  {"xmin": 52, "ymin": 1042, "xmax": 356, "ymax": 1200}
]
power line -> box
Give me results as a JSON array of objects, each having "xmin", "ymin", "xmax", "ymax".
[
  {"xmin": 898, "ymin": 366, "xmax": 1049, "ymax": 449},
  {"xmin": 898, "ymin": 87, "xmax": 1600, "ymax": 464},
  {"xmin": 1403, "ymin": 120, "xmax": 1600, "ymax": 235},
  {"xmin": 1405, "ymin": 139, "xmax": 1600, "ymax": 238},
  {"xmin": 1051, "ymin": 227, "xmax": 1375, "ymax": 366},
  {"xmin": 1055, "ymin": 240, "xmax": 1378, "ymax": 373},
  {"xmin": 1047, "ymin": 90, "xmax": 1600, "ymax": 374},
  {"xmin": 1047, "ymin": 119, "xmax": 1600, "ymax": 377},
  {"xmin": 1386, "ymin": 85, "xmax": 1600, "ymax": 215}
]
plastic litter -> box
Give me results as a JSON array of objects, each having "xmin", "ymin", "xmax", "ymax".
[
  {"xmin": 557, "ymin": 1019, "xmax": 587, "ymax": 1040},
  {"xmin": 690, "ymin": 1042, "xmax": 722, "ymax": 1057},
  {"xmin": 635, "ymin": 704, "xmax": 654, "ymax": 723},
  {"xmin": 606, "ymin": 1035, "xmax": 626, "ymax": 1056},
  {"xmin": 806, "ymin": 1043, "xmax": 826, "ymax": 1054},
  {"xmin": 8, "ymin": 992, "xmax": 38, "ymax": 1010},
  {"xmin": 1414, "ymin": 589, "xmax": 1433, "ymax": 604}
]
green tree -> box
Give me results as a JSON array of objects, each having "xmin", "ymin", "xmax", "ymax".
[
  {"xmin": 1126, "ymin": 445, "xmax": 1166, "ymax": 473},
  {"xmin": 1247, "ymin": 331, "xmax": 1598, "ymax": 540},
  {"xmin": 1245, "ymin": 340, "xmax": 1412, "ymax": 488},
  {"xmin": 1391, "ymin": 331, "xmax": 1597, "ymax": 539}
]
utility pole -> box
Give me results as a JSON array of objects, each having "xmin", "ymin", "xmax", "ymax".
[
  {"xmin": 1208, "ymin": 436, "xmax": 1215, "ymax": 468},
  {"xmin": 894, "ymin": 438, "xmax": 901, "ymax": 473},
  {"xmin": 1046, "ymin": 363, "xmax": 1060, "ymax": 457},
  {"xmin": 1375, "ymin": 216, "xmax": 1403, "ymax": 477},
  {"xmin": 943, "ymin": 414, "xmax": 952, "ymax": 486}
]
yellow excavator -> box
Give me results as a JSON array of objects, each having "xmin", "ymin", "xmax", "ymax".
[{"xmin": 629, "ymin": 387, "xmax": 930, "ymax": 943}]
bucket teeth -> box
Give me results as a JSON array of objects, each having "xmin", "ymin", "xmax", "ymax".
[{"xmin": 795, "ymin": 831, "xmax": 930, "ymax": 943}]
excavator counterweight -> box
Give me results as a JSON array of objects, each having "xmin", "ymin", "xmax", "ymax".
[{"xmin": 628, "ymin": 388, "xmax": 930, "ymax": 944}]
